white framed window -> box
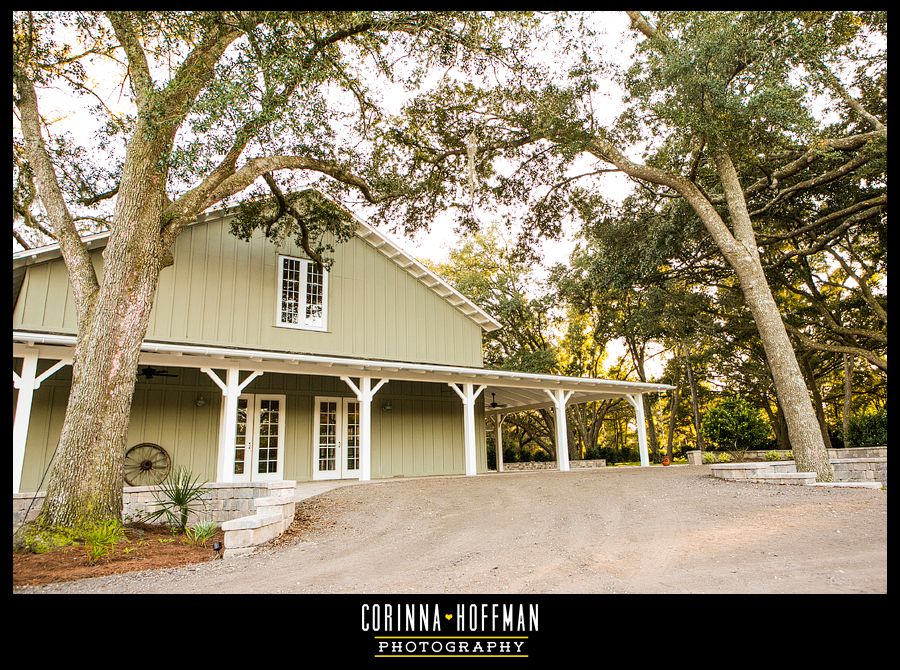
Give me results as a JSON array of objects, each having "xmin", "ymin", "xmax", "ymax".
[{"xmin": 276, "ymin": 254, "xmax": 328, "ymax": 331}]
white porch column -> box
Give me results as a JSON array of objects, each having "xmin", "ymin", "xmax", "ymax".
[
  {"xmin": 627, "ymin": 393, "xmax": 650, "ymax": 467},
  {"xmin": 13, "ymin": 355, "xmax": 70, "ymax": 493},
  {"xmin": 341, "ymin": 376, "xmax": 388, "ymax": 482},
  {"xmin": 203, "ymin": 367, "xmax": 263, "ymax": 482},
  {"xmin": 449, "ymin": 383, "xmax": 486, "ymax": 476},
  {"xmin": 13, "ymin": 353, "xmax": 38, "ymax": 493},
  {"xmin": 545, "ymin": 389, "xmax": 574, "ymax": 472},
  {"xmin": 495, "ymin": 413, "xmax": 505, "ymax": 473}
]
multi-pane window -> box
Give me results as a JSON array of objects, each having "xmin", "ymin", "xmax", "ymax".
[
  {"xmin": 257, "ymin": 399, "xmax": 281, "ymax": 475},
  {"xmin": 277, "ymin": 255, "xmax": 327, "ymax": 330},
  {"xmin": 346, "ymin": 401, "xmax": 360, "ymax": 471},
  {"xmin": 318, "ymin": 401, "xmax": 338, "ymax": 472},
  {"xmin": 233, "ymin": 398, "xmax": 249, "ymax": 475}
]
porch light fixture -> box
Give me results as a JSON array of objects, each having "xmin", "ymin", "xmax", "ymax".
[
  {"xmin": 382, "ymin": 400, "xmax": 393, "ymax": 412},
  {"xmin": 195, "ymin": 394, "xmax": 206, "ymax": 407}
]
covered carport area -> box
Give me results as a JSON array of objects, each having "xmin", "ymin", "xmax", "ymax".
[{"xmin": 473, "ymin": 375, "xmax": 672, "ymax": 471}]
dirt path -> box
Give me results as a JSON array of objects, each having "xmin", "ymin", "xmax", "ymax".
[{"xmin": 16, "ymin": 466, "xmax": 887, "ymax": 594}]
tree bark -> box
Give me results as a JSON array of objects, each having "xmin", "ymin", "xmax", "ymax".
[
  {"xmin": 799, "ymin": 354, "xmax": 834, "ymax": 450},
  {"xmin": 843, "ymin": 354, "xmax": 852, "ymax": 448},
  {"xmin": 666, "ymin": 381, "xmax": 680, "ymax": 460},
  {"xmin": 37, "ymin": 116, "xmax": 169, "ymax": 528},
  {"xmin": 684, "ymin": 350, "xmax": 704, "ymax": 451}
]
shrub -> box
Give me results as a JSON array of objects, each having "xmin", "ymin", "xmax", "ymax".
[
  {"xmin": 701, "ymin": 397, "xmax": 772, "ymax": 461},
  {"xmin": 143, "ymin": 467, "xmax": 210, "ymax": 533},
  {"xmin": 718, "ymin": 452, "xmax": 733, "ymax": 463},
  {"xmin": 83, "ymin": 520, "xmax": 125, "ymax": 565},
  {"xmin": 847, "ymin": 408, "xmax": 887, "ymax": 448},
  {"xmin": 702, "ymin": 451, "xmax": 717, "ymax": 464},
  {"xmin": 765, "ymin": 450, "xmax": 782, "ymax": 461},
  {"xmin": 532, "ymin": 449, "xmax": 552, "ymax": 462},
  {"xmin": 184, "ymin": 520, "xmax": 218, "ymax": 546}
]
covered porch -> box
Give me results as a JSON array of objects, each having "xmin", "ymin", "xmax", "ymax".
[{"xmin": 13, "ymin": 331, "xmax": 670, "ymax": 493}]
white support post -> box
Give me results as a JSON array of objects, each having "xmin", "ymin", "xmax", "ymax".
[
  {"xmin": 13, "ymin": 353, "xmax": 38, "ymax": 493},
  {"xmin": 341, "ymin": 376, "xmax": 389, "ymax": 482},
  {"xmin": 545, "ymin": 389, "xmax": 573, "ymax": 472},
  {"xmin": 359, "ymin": 377, "xmax": 373, "ymax": 482},
  {"xmin": 204, "ymin": 367, "xmax": 240, "ymax": 483},
  {"xmin": 449, "ymin": 382, "xmax": 485, "ymax": 476},
  {"xmin": 202, "ymin": 367, "xmax": 264, "ymax": 483},
  {"xmin": 629, "ymin": 393, "xmax": 650, "ymax": 467},
  {"xmin": 495, "ymin": 414, "xmax": 505, "ymax": 473}
]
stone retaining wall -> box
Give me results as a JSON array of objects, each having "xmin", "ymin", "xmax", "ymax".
[
  {"xmin": 830, "ymin": 458, "xmax": 887, "ymax": 485},
  {"xmin": 13, "ymin": 480, "xmax": 297, "ymax": 530},
  {"xmin": 222, "ymin": 484, "xmax": 297, "ymax": 559},
  {"xmin": 503, "ymin": 459, "xmax": 606, "ymax": 471},
  {"xmin": 710, "ymin": 457, "xmax": 886, "ymax": 487},
  {"xmin": 738, "ymin": 447, "xmax": 887, "ymax": 461}
]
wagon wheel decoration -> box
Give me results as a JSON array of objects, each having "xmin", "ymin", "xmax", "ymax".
[{"xmin": 123, "ymin": 443, "xmax": 172, "ymax": 486}]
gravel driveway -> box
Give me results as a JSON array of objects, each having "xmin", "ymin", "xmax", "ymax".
[{"xmin": 16, "ymin": 465, "xmax": 887, "ymax": 594}]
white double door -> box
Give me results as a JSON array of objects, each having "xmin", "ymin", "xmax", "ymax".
[
  {"xmin": 313, "ymin": 397, "xmax": 361, "ymax": 480},
  {"xmin": 232, "ymin": 394, "xmax": 285, "ymax": 482}
]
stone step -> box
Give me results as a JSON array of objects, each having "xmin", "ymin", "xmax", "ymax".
[
  {"xmin": 750, "ymin": 472, "xmax": 817, "ymax": 485},
  {"xmin": 806, "ymin": 481, "xmax": 883, "ymax": 489}
]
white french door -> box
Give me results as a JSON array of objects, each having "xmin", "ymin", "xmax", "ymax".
[
  {"xmin": 231, "ymin": 394, "xmax": 286, "ymax": 482},
  {"xmin": 313, "ymin": 397, "xmax": 361, "ymax": 480}
]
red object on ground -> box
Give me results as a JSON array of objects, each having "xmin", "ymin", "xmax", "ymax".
[{"xmin": 662, "ymin": 457, "xmax": 671, "ymax": 466}]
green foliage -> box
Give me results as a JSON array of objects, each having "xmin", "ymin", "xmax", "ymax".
[
  {"xmin": 532, "ymin": 449, "xmax": 552, "ymax": 463},
  {"xmin": 585, "ymin": 446, "xmax": 641, "ymax": 464},
  {"xmin": 83, "ymin": 520, "xmax": 125, "ymax": 565},
  {"xmin": 230, "ymin": 189, "xmax": 355, "ymax": 270},
  {"xmin": 702, "ymin": 396, "xmax": 772, "ymax": 459},
  {"xmin": 702, "ymin": 451, "xmax": 717, "ymax": 464},
  {"xmin": 143, "ymin": 467, "xmax": 210, "ymax": 533},
  {"xmin": 184, "ymin": 520, "xmax": 218, "ymax": 546},
  {"xmin": 765, "ymin": 450, "xmax": 783, "ymax": 461},
  {"xmin": 847, "ymin": 408, "xmax": 887, "ymax": 448}
]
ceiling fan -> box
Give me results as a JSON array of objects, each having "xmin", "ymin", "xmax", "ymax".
[
  {"xmin": 138, "ymin": 366, "xmax": 179, "ymax": 380},
  {"xmin": 488, "ymin": 393, "xmax": 508, "ymax": 409}
]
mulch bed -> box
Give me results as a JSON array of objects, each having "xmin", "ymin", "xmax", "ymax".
[{"xmin": 13, "ymin": 522, "xmax": 224, "ymax": 588}]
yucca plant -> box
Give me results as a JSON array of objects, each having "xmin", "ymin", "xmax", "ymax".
[
  {"xmin": 143, "ymin": 467, "xmax": 210, "ymax": 533},
  {"xmin": 184, "ymin": 519, "xmax": 218, "ymax": 546}
]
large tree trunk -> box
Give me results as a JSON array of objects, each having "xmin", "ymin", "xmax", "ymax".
[
  {"xmin": 843, "ymin": 354, "xmax": 852, "ymax": 448},
  {"xmin": 761, "ymin": 397, "xmax": 789, "ymax": 451},
  {"xmin": 800, "ymin": 354, "xmax": 834, "ymax": 450},
  {"xmin": 684, "ymin": 350, "xmax": 704, "ymax": 451},
  {"xmin": 666, "ymin": 382, "xmax": 680, "ymax": 461},
  {"xmin": 734, "ymin": 260, "xmax": 834, "ymax": 479},
  {"xmin": 37, "ymin": 131, "xmax": 169, "ymax": 528}
]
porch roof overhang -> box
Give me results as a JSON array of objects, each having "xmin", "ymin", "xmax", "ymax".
[{"xmin": 13, "ymin": 331, "xmax": 673, "ymax": 415}]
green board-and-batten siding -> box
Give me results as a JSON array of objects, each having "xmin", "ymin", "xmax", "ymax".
[
  {"xmin": 14, "ymin": 362, "xmax": 487, "ymax": 492},
  {"xmin": 13, "ymin": 216, "xmax": 484, "ymax": 367}
]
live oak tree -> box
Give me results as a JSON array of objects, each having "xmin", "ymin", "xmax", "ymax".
[
  {"xmin": 12, "ymin": 10, "xmax": 531, "ymax": 529},
  {"xmin": 386, "ymin": 11, "xmax": 886, "ymax": 480}
]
